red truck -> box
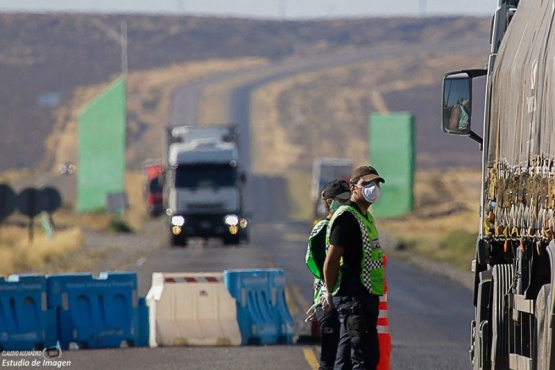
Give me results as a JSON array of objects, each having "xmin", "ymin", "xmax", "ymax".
[{"xmin": 143, "ymin": 160, "xmax": 164, "ymax": 217}]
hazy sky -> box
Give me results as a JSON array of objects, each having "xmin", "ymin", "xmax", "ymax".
[{"xmin": 0, "ymin": 0, "xmax": 495, "ymax": 18}]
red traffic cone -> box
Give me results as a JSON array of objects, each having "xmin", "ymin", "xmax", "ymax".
[{"xmin": 377, "ymin": 254, "xmax": 391, "ymax": 370}]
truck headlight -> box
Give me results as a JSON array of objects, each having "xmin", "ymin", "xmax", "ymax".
[
  {"xmin": 172, "ymin": 215, "xmax": 185, "ymax": 226},
  {"xmin": 224, "ymin": 214, "xmax": 239, "ymax": 226},
  {"xmin": 240, "ymin": 218, "xmax": 248, "ymax": 229}
]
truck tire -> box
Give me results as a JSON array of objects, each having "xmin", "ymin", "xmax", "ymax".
[
  {"xmin": 536, "ymin": 284, "xmax": 552, "ymax": 370},
  {"xmin": 171, "ymin": 234, "xmax": 188, "ymax": 248}
]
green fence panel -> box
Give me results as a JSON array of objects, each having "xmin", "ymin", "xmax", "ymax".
[
  {"xmin": 77, "ymin": 77, "xmax": 126, "ymax": 213},
  {"xmin": 368, "ymin": 112, "xmax": 414, "ymax": 218}
]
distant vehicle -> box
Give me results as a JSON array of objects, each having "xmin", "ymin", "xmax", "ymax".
[
  {"xmin": 59, "ymin": 161, "xmax": 76, "ymax": 175},
  {"xmin": 163, "ymin": 125, "xmax": 249, "ymax": 247},
  {"xmin": 440, "ymin": 0, "xmax": 555, "ymax": 368},
  {"xmin": 311, "ymin": 157, "xmax": 352, "ymax": 219},
  {"xmin": 143, "ymin": 159, "xmax": 164, "ymax": 217}
]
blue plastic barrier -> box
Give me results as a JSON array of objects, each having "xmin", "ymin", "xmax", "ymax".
[
  {"xmin": 46, "ymin": 272, "xmax": 139, "ymax": 349},
  {"xmin": 266, "ymin": 269, "xmax": 294, "ymax": 344},
  {"xmin": 136, "ymin": 297, "xmax": 149, "ymax": 347},
  {"xmin": 224, "ymin": 270, "xmax": 278, "ymax": 345},
  {"xmin": 0, "ymin": 274, "xmax": 57, "ymax": 350}
]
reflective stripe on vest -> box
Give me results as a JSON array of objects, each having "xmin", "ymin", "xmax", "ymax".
[{"xmin": 326, "ymin": 205, "xmax": 384, "ymax": 296}]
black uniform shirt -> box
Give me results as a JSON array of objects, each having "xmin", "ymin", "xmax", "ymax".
[{"xmin": 328, "ymin": 201, "xmax": 367, "ymax": 295}]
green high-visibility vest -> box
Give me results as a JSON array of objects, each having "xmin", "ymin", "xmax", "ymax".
[
  {"xmin": 306, "ymin": 219, "xmax": 328, "ymax": 279},
  {"xmin": 306, "ymin": 219, "xmax": 328, "ymax": 304},
  {"xmin": 326, "ymin": 205, "xmax": 384, "ymax": 296}
]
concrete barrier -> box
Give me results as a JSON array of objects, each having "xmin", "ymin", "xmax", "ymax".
[{"xmin": 146, "ymin": 272, "xmax": 241, "ymax": 347}]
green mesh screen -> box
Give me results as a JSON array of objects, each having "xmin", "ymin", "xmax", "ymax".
[
  {"xmin": 368, "ymin": 112, "xmax": 414, "ymax": 218},
  {"xmin": 77, "ymin": 77, "xmax": 126, "ymax": 213}
]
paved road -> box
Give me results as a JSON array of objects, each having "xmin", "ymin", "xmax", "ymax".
[{"xmin": 3, "ymin": 218, "xmax": 473, "ymax": 370}]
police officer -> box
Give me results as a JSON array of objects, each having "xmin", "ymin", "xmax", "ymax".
[
  {"xmin": 323, "ymin": 165, "xmax": 385, "ymax": 370},
  {"xmin": 305, "ymin": 179, "xmax": 351, "ymax": 370}
]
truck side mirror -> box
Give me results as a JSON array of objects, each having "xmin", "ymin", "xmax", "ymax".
[
  {"xmin": 442, "ymin": 72, "xmax": 472, "ymax": 135},
  {"xmin": 442, "ymin": 69, "xmax": 487, "ymax": 147}
]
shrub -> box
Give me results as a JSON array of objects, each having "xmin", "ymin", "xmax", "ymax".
[{"xmin": 107, "ymin": 218, "xmax": 133, "ymax": 233}]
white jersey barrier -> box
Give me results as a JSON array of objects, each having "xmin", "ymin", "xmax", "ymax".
[{"xmin": 146, "ymin": 272, "xmax": 241, "ymax": 347}]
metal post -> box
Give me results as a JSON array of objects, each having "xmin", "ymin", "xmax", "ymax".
[{"xmin": 120, "ymin": 21, "xmax": 128, "ymax": 77}]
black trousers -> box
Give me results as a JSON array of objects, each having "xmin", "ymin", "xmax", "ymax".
[
  {"xmin": 332, "ymin": 292, "xmax": 380, "ymax": 370},
  {"xmin": 315, "ymin": 304, "xmax": 341, "ymax": 370}
]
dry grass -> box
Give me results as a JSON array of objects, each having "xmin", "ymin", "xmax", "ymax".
[
  {"xmin": 0, "ymin": 226, "xmax": 82, "ymax": 275},
  {"xmin": 249, "ymin": 52, "xmax": 484, "ymax": 175},
  {"xmin": 378, "ymin": 168, "xmax": 481, "ymax": 268}
]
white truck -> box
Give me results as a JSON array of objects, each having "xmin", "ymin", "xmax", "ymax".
[
  {"xmin": 163, "ymin": 125, "xmax": 248, "ymax": 247},
  {"xmin": 311, "ymin": 157, "xmax": 353, "ymax": 219},
  {"xmin": 441, "ymin": 0, "xmax": 555, "ymax": 368}
]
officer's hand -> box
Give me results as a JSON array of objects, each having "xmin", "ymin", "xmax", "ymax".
[
  {"xmin": 304, "ymin": 305, "xmax": 316, "ymax": 322},
  {"xmin": 304, "ymin": 311, "xmax": 317, "ymax": 322},
  {"xmin": 321, "ymin": 292, "xmax": 334, "ymax": 311}
]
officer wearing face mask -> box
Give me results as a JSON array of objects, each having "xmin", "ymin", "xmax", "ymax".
[
  {"xmin": 305, "ymin": 179, "xmax": 351, "ymax": 370},
  {"xmin": 323, "ymin": 165, "xmax": 385, "ymax": 370}
]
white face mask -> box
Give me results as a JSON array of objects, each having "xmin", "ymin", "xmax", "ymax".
[{"xmin": 357, "ymin": 182, "xmax": 381, "ymax": 204}]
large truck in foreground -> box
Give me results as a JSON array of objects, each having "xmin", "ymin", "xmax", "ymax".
[
  {"xmin": 163, "ymin": 125, "xmax": 248, "ymax": 247},
  {"xmin": 441, "ymin": 0, "xmax": 555, "ymax": 368}
]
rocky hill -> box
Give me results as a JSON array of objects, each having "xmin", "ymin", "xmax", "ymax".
[{"xmin": 0, "ymin": 13, "xmax": 491, "ymax": 172}]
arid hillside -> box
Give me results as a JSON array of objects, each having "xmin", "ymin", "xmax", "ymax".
[{"xmin": 0, "ymin": 13, "xmax": 491, "ymax": 172}]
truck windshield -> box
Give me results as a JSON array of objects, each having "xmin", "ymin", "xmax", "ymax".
[{"xmin": 174, "ymin": 164, "xmax": 237, "ymax": 188}]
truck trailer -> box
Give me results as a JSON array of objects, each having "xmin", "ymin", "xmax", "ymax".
[
  {"xmin": 441, "ymin": 0, "xmax": 555, "ymax": 368},
  {"xmin": 163, "ymin": 125, "xmax": 248, "ymax": 247}
]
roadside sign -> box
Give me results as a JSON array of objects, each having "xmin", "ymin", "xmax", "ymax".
[
  {"xmin": 0, "ymin": 183, "xmax": 17, "ymax": 220},
  {"xmin": 18, "ymin": 187, "xmax": 43, "ymax": 218},
  {"xmin": 40, "ymin": 187, "xmax": 62, "ymax": 213},
  {"xmin": 18, "ymin": 187, "xmax": 42, "ymax": 243}
]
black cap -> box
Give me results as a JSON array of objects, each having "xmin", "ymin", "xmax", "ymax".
[
  {"xmin": 350, "ymin": 165, "xmax": 385, "ymax": 184},
  {"xmin": 322, "ymin": 179, "xmax": 351, "ymax": 200}
]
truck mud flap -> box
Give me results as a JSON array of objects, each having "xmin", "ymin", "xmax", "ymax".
[
  {"xmin": 535, "ymin": 284, "xmax": 552, "ymax": 370},
  {"xmin": 491, "ymin": 264, "xmax": 513, "ymax": 369}
]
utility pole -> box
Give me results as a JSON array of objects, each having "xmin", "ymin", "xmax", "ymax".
[
  {"xmin": 89, "ymin": 19, "xmax": 128, "ymax": 76},
  {"xmin": 120, "ymin": 21, "xmax": 128, "ymax": 77}
]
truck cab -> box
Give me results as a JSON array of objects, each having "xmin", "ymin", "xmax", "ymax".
[{"xmin": 164, "ymin": 131, "xmax": 248, "ymax": 247}]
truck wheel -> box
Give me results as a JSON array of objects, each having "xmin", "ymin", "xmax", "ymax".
[
  {"xmin": 223, "ymin": 234, "xmax": 240, "ymax": 246},
  {"xmin": 535, "ymin": 284, "xmax": 552, "ymax": 369},
  {"xmin": 171, "ymin": 234, "xmax": 188, "ymax": 248}
]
